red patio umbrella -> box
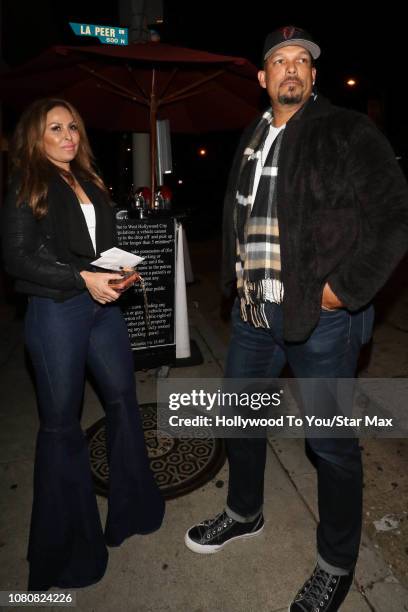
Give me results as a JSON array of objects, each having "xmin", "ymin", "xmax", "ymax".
[{"xmin": 1, "ymin": 42, "xmax": 261, "ymax": 197}]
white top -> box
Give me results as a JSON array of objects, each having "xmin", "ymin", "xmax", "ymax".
[
  {"xmin": 252, "ymin": 123, "xmax": 286, "ymax": 204},
  {"xmin": 79, "ymin": 203, "xmax": 96, "ymax": 253}
]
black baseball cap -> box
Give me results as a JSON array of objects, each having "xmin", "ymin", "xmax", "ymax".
[{"xmin": 263, "ymin": 26, "xmax": 321, "ymax": 62}]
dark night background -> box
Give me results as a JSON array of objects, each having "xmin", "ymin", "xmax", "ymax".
[
  {"xmin": 2, "ymin": 5, "xmax": 408, "ymax": 593},
  {"xmin": 1, "ymin": 1, "xmax": 407, "ymax": 235}
]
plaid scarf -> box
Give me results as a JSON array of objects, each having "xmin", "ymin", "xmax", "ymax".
[{"xmin": 234, "ymin": 109, "xmax": 285, "ymax": 328}]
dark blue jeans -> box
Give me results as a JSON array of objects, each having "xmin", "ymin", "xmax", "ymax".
[
  {"xmin": 225, "ymin": 299, "xmax": 374, "ymax": 572},
  {"xmin": 24, "ymin": 292, "xmax": 165, "ymax": 591}
]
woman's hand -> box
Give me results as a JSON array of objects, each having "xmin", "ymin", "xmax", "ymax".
[
  {"xmin": 110, "ymin": 270, "xmax": 141, "ymax": 293},
  {"xmin": 80, "ymin": 271, "xmax": 124, "ymax": 304}
]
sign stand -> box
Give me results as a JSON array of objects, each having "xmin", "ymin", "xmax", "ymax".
[{"xmin": 116, "ymin": 212, "xmax": 203, "ymax": 370}]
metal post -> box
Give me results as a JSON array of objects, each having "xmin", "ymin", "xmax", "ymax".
[{"xmin": 120, "ymin": 0, "xmax": 163, "ymax": 203}]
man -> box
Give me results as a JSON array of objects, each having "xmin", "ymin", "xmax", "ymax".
[{"xmin": 184, "ymin": 26, "xmax": 408, "ymax": 611}]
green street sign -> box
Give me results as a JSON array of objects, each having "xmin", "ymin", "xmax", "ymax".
[{"xmin": 69, "ymin": 22, "xmax": 128, "ymax": 46}]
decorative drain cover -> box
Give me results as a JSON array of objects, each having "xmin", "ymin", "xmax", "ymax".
[{"xmin": 86, "ymin": 403, "xmax": 225, "ymax": 500}]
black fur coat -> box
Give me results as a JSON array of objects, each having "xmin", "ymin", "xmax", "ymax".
[{"xmin": 222, "ymin": 95, "xmax": 408, "ymax": 342}]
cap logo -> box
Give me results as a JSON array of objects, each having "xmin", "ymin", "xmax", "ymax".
[
  {"xmin": 282, "ymin": 26, "xmax": 296, "ymax": 40},
  {"xmin": 263, "ymin": 25, "xmax": 320, "ymax": 62}
]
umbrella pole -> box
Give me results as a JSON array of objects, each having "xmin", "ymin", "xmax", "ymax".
[{"xmin": 150, "ymin": 68, "xmax": 157, "ymax": 207}]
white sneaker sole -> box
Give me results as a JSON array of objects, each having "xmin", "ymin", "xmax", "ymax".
[{"xmin": 184, "ymin": 523, "xmax": 264, "ymax": 554}]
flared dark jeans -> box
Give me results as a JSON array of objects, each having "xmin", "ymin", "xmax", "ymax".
[
  {"xmin": 225, "ymin": 299, "xmax": 374, "ymax": 572},
  {"xmin": 24, "ymin": 292, "xmax": 165, "ymax": 591}
]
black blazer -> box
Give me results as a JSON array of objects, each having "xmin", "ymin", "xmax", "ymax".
[{"xmin": 2, "ymin": 170, "xmax": 117, "ymax": 301}]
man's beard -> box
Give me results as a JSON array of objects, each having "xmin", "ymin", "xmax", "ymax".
[
  {"xmin": 278, "ymin": 91, "xmax": 303, "ymax": 105},
  {"xmin": 278, "ymin": 83, "xmax": 303, "ymax": 105}
]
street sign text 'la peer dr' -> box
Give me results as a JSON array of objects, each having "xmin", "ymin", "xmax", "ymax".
[{"xmin": 69, "ymin": 23, "xmax": 128, "ymax": 46}]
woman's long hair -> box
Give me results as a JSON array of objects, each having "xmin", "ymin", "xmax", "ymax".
[{"xmin": 10, "ymin": 98, "xmax": 108, "ymax": 218}]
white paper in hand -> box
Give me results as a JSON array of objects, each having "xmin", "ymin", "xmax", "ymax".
[{"xmin": 91, "ymin": 247, "xmax": 144, "ymax": 271}]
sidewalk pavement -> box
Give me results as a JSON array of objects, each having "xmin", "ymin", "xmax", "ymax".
[{"xmin": 0, "ymin": 299, "xmax": 408, "ymax": 611}]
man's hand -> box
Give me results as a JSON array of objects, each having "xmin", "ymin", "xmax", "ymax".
[
  {"xmin": 321, "ymin": 282, "xmax": 344, "ymax": 311},
  {"xmin": 80, "ymin": 271, "xmax": 123, "ymax": 304}
]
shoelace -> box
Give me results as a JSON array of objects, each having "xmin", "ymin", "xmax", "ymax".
[
  {"xmin": 298, "ymin": 567, "xmax": 337, "ymax": 609},
  {"xmin": 201, "ymin": 512, "xmax": 233, "ymax": 538},
  {"xmin": 201, "ymin": 512, "xmax": 227, "ymax": 527}
]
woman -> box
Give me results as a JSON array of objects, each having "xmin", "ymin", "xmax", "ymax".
[{"xmin": 2, "ymin": 98, "xmax": 165, "ymax": 591}]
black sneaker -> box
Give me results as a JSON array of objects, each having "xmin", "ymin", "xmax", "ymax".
[
  {"xmin": 289, "ymin": 565, "xmax": 353, "ymax": 611},
  {"xmin": 184, "ymin": 510, "xmax": 264, "ymax": 554}
]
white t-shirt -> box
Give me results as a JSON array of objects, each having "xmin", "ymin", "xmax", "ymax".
[
  {"xmin": 79, "ymin": 203, "xmax": 96, "ymax": 253},
  {"xmin": 252, "ymin": 123, "xmax": 286, "ymax": 204}
]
